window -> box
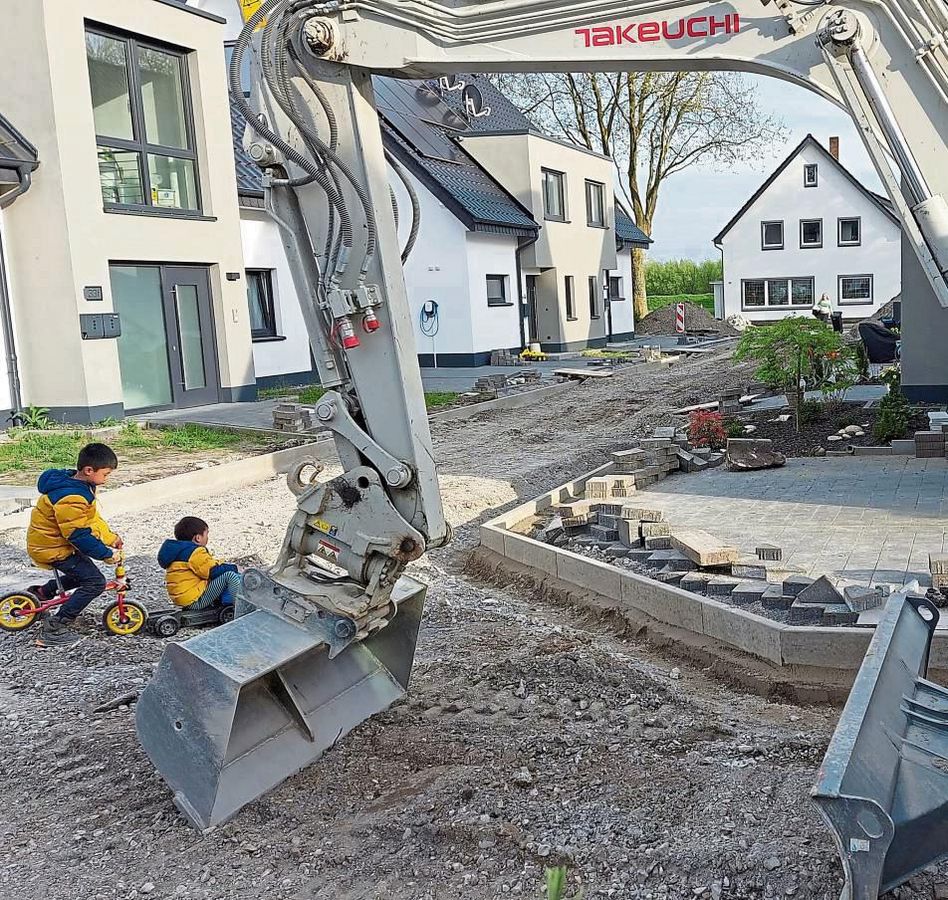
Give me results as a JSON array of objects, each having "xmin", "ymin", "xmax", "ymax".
[
  {"xmin": 247, "ymin": 270, "xmax": 277, "ymax": 338},
  {"xmin": 565, "ymin": 276, "xmax": 576, "ymax": 320},
  {"xmin": 486, "ymin": 274, "xmax": 510, "ymax": 307},
  {"xmin": 542, "ymin": 169, "xmax": 566, "ymax": 221},
  {"xmin": 838, "ymin": 217, "xmax": 861, "ymax": 246},
  {"xmin": 839, "ymin": 274, "xmax": 873, "ymax": 305},
  {"xmin": 804, "ymin": 164, "xmax": 818, "ymax": 187},
  {"xmin": 742, "ymin": 277, "xmax": 814, "ymax": 310},
  {"xmin": 86, "ymin": 28, "xmax": 200, "ymax": 213},
  {"xmin": 588, "ymin": 276, "xmax": 600, "ymax": 318},
  {"xmin": 608, "ymin": 276, "xmax": 623, "ymax": 300},
  {"xmin": 761, "ymin": 221, "xmax": 784, "ymax": 250},
  {"xmin": 585, "ymin": 180, "xmax": 605, "ymax": 227},
  {"xmin": 800, "ymin": 219, "xmax": 823, "ymax": 248}
]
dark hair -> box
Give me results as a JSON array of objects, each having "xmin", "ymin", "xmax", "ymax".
[
  {"xmin": 175, "ymin": 516, "xmax": 209, "ymax": 542},
  {"xmin": 77, "ymin": 442, "xmax": 118, "ymax": 471}
]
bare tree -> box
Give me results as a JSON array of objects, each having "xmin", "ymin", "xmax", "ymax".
[{"xmin": 492, "ymin": 72, "xmax": 785, "ymax": 319}]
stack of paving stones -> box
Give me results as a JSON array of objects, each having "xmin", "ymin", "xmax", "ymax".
[
  {"xmin": 272, "ymin": 402, "xmax": 312, "ymax": 433},
  {"xmin": 490, "ymin": 349, "xmax": 520, "ymax": 366},
  {"xmin": 719, "ymin": 387, "xmax": 742, "ymax": 416},
  {"xmin": 914, "ymin": 429, "xmax": 946, "ymax": 458},
  {"xmin": 930, "ymin": 553, "xmax": 948, "ymax": 592}
]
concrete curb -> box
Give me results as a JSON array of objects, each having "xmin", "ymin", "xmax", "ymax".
[
  {"xmin": 0, "ymin": 441, "xmax": 335, "ymax": 532},
  {"xmin": 478, "ymin": 460, "xmax": 946, "ymax": 686},
  {"xmin": 429, "ymin": 381, "xmax": 577, "ymax": 424}
]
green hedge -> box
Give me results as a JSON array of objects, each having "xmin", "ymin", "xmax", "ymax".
[
  {"xmin": 647, "ymin": 293, "xmax": 714, "ymax": 313},
  {"xmin": 645, "ymin": 258, "xmax": 722, "ymax": 296}
]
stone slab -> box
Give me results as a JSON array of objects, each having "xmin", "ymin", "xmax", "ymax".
[
  {"xmin": 479, "ymin": 524, "xmax": 506, "ymax": 555},
  {"xmin": 783, "ymin": 575, "xmax": 816, "ymax": 598},
  {"xmin": 761, "ymin": 584, "xmax": 793, "ymax": 611},
  {"xmin": 730, "ymin": 580, "xmax": 769, "ymax": 606},
  {"xmin": 780, "ymin": 628, "xmax": 872, "ymax": 669},
  {"xmin": 796, "ymin": 575, "xmax": 845, "ymax": 606},
  {"xmin": 618, "ymin": 572, "xmax": 706, "ymax": 633},
  {"xmin": 788, "ymin": 600, "xmax": 826, "ymax": 625},
  {"xmin": 555, "ymin": 551, "xmax": 623, "ymax": 599},
  {"xmin": 503, "ymin": 533, "xmax": 558, "ymax": 577},
  {"xmin": 843, "ymin": 584, "xmax": 887, "ymax": 612},
  {"xmin": 644, "ymin": 536, "xmax": 673, "ymax": 550},
  {"xmin": 701, "ymin": 598, "xmax": 783, "ymax": 665},
  {"xmin": 672, "ymin": 530, "xmax": 739, "ymax": 567},
  {"xmin": 706, "ymin": 576, "xmax": 741, "ymax": 597},
  {"xmin": 621, "ymin": 506, "xmax": 664, "ymax": 522}
]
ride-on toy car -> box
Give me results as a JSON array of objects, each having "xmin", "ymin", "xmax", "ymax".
[
  {"xmin": 147, "ymin": 600, "xmax": 235, "ymax": 638},
  {"xmin": 0, "ymin": 552, "xmax": 147, "ymax": 635}
]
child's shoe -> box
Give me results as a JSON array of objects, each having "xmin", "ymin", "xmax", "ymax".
[{"xmin": 35, "ymin": 615, "xmax": 82, "ymax": 648}]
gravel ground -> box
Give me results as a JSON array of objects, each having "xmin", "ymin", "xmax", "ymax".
[{"xmin": 0, "ymin": 348, "xmax": 943, "ymax": 900}]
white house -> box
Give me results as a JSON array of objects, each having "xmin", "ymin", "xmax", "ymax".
[{"xmin": 713, "ymin": 135, "xmax": 901, "ymax": 323}]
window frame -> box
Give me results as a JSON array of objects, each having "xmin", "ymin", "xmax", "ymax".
[
  {"xmin": 608, "ymin": 276, "xmax": 623, "ymax": 301},
  {"xmin": 761, "ymin": 220, "xmax": 784, "ymax": 250},
  {"xmin": 838, "ymin": 216, "xmax": 862, "ymax": 247},
  {"xmin": 485, "ymin": 274, "xmax": 511, "ymax": 308},
  {"xmin": 584, "ymin": 179, "xmax": 606, "ymax": 228},
  {"xmin": 588, "ymin": 276, "xmax": 601, "ymax": 319},
  {"xmin": 86, "ymin": 24, "xmax": 202, "ymax": 217},
  {"xmin": 838, "ymin": 274, "xmax": 874, "ymax": 306},
  {"xmin": 542, "ymin": 168, "xmax": 567, "ymax": 222},
  {"xmin": 246, "ymin": 269, "xmax": 279, "ymax": 340},
  {"xmin": 565, "ymin": 275, "xmax": 577, "ymax": 320},
  {"xmin": 800, "ymin": 218, "xmax": 823, "ymax": 249},
  {"xmin": 804, "ymin": 163, "xmax": 818, "ymax": 187},
  {"xmin": 741, "ymin": 276, "xmax": 815, "ymax": 311}
]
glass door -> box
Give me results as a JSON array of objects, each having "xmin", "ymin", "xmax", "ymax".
[
  {"xmin": 162, "ymin": 266, "xmax": 220, "ymax": 408},
  {"xmin": 525, "ymin": 275, "xmax": 539, "ymax": 344}
]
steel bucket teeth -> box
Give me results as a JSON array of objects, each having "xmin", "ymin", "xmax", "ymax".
[{"xmin": 135, "ymin": 577, "xmax": 425, "ymax": 829}]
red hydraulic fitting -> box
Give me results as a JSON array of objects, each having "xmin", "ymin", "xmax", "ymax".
[
  {"xmin": 363, "ymin": 309, "xmax": 381, "ymax": 332},
  {"xmin": 338, "ymin": 316, "xmax": 361, "ymax": 349}
]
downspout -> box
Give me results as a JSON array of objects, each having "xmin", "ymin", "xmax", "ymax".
[
  {"xmin": 515, "ymin": 230, "xmax": 539, "ymax": 349},
  {"xmin": 0, "ymin": 168, "xmax": 32, "ymax": 420}
]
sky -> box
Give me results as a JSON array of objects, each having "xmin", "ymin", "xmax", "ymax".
[{"xmin": 648, "ymin": 74, "xmax": 883, "ymax": 262}]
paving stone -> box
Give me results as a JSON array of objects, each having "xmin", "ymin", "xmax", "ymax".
[
  {"xmin": 788, "ymin": 599, "xmax": 825, "ymax": 625},
  {"xmin": 641, "ymin": 437, "xmax": 673, "ymax": 450},
  {"xmin": 692, "ymin": 446, "xmax": 712, "ymax": 459},
  {"xmin": 618, "ymin": 519, "xmax": 640, "ymax": 548},
  {"xmin": 653, "ymin": 426, "xmax": 676, "ymax": 439},
  {"xmin": 644, "ymin": 535, "xmax": 673, "ymax": 550},
  {"xmin": 624, "ymin": 548, "xmax": 653, "ymax": 563},
  {"xmin": 931, "ymin": 553, "xmax": 948, "ymax": 575},
  {"xmin": 654, "ymin": 568, "xmax": 685, "ymax": 585},
  {"xmin": 557, "ymin": 499, "xmax": 598, "ymax": 516},
  {"xmin": 640, "ymin": 522, "xmax": 672, "ymax": 538},
  {"xmin": 562, "ymin": 514, "xmax": 589, "ymax": 528},
  {"xmin": 672, "ymin": 530, "xmax": 739, "ymax": 567},
  {"xmin": 680, "ymin": 572, "xmax": 713, "ymax": 593},
  {"xmin": 730, "ymin": 580, "xmax": 769, "ymax": 606},
  {"xmin": 706, "ymin": 453, "xmax": 725, "ymax": 468},
  {"xmin": 756, "ymin": 545, "xmax": 782, "ymax": 562},
  {"xmin": 783, "ymin": 575, "xmax": 816, "ymax": 598},
  {"xmin": 596, "ymin": 503, "xmax": 623, "ymax": 516},
  {"xmin": 706, "ymin": 576, "xmax": 741, "ymax": 597},
  {"xmin": 821, "ymin": 604, "xmax": 859, "ymax": 627},
  {"xmin": 843, "ymin": 584, "xmax": 888, "ymax": 612},
  {"xmin": 602, "ymin": 546, "xmax": 630, "ymax": 559},
  {"xmin": 589, "ymin": 524, "xmax": 618, "ymax": 542},
  {"xmin": 598, "ymin": 513, "xmax": 618, "ymax": 529},
  {"xmin": 644, "ymin": 549, "xmax": 695, "ymax": 572},
  {"xmin": 585, "ymin": 477, "xmax": 611, "ymax": 499},
  {"xmin": 620, "ymin": 506, "xmax": 663, "ymax": 521},
  {"xmin": 796, "ymin": 575, "xmax": 844, "ymax": 605},
  {"xmin": 890, "ymin": 439, "xmax": 916, "ymax": 455},
  {"xmin": 761, "ymin": 584, "xmax": 793, "ymax": 611}
]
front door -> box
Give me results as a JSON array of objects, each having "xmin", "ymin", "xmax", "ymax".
[
  {"xmin": 525, "ymin": 275, "xmax": 540, "ymax": 344},
  {"xmin": 111, "ymin": 264, "xmax": 220, "ymax": 412}
]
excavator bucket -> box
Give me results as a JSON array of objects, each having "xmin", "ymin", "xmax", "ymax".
[
  {"xmin": 812, "ymin": 590, "xmax": 948, "ymax": 899},
  {"xmin": 135, "ymin": 574, "xmax": 425, "ymax": 830}
]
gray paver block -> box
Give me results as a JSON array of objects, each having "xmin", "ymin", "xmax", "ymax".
[
  {"xmin": 890, "ymin": 439, "xmax": 916, "ymax": 455},
  {"xmin": 589, "ymin": 524, "xmax": 618, "ymax": 542},
  {"xmin": 821, "ymin": 604, "xmax": 859, "ymax": 626},
  {"xmin": 756, "ymin": 545, "xmax": 783, "ymax": 561},
  {"xmin": 680, "ymin": 572, "xmax": 713, "ymax": 593},
  {"xmin": 761, "ymin": 585, "xmax": 793, "ymax": 611},
  {"xmin": 655, "ymin": 568, "xmax": 685, "ymax": 585},
  {"xmin": 641, "ymin": 522, "xmax": 672, "ymax": 538},
  {"xmin": 788, "ymin": 600, "xmax": 825, "ymax": 625},
  {"xmin": 730, "ymin": 580, "xmax": 769, "ymax": 606},
  {"xmin": 644, "ymin": 536, "xmax": 673, "ymax": 550},
  {"xmin": 795, "ymin": 575, "xmax": 844, "ymax": 605},
  {"xmin": 706, "ymin": 576, "xmax": 741, "ymax": 597},
  {"xmin": 843, "ymin": 584, "xmax": 887, "ymax": 612},
  {"xmin": 931, "ymin": 553, "xmax": 948, "ymax": 575},
  {"xmin": 783, "ymin": 575, "xmax": 816, "ymax": 598}
]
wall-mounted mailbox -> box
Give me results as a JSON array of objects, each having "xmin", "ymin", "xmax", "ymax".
[{"xmin": 80, "ymin": 313, "xmax": 121, "ymax": 340}]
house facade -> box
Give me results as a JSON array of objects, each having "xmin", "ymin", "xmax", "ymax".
[
  {"xmin": 713, "ymin": 135, "xmax": 901, "ymax": 323},
  {"xmin": 0, "ymin": 0, "xmax": 254, "ymax": 423}
]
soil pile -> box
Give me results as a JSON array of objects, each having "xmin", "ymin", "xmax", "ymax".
[{"xmin": 637, "ymin": 301, "xmax": 739, "ymax": 337}]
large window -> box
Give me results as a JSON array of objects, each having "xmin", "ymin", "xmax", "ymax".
[
  {"xmin": 86, "ymin": 28, "xmax": 200, "ymax": 213},
  {"xmin": 838, "ymin": 217, "xmax": 861, "ymax": 246},
  {"xmin": 839, "ymin": 274, "xmax": 873, "ymax": 305},
  {"xmin": 486, "ymin": 274, "xmax": 509, "ymax": 307},
  {"xmin": 588, "ymin": 276, "xmax": 600, "ymax": 318},
  {"xmin": 585, "ymin": 180, "xmax": 605, "ymax": 227},
  {"xmin": 247, "ymin": 270, "xmax": 277, "ymax": 338},
  {"xmin": 761, "ymin": 221, "xmax": 784, "ymax": 250},
  {"xmin": 800, "ymin": 219, "xmax": 822, "ymax": 248},
  {"xmin": 804, "ymin": 164, "xmax": 818, "ymax": 187},
  {"xmin": 742, "ymin": 277, "xmax": 814, "ymax": 309},
  {"xmin": 565, "ymin": 275, "xmax": 576, "ymax": 320},
  {"xmin": 542, "ymin": 169, "xmax": 566, "ymax": 221}
]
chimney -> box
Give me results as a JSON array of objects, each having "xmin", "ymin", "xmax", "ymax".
[{"xmin": 829, "ymin": 136, "xmax": 840, "ymax": 160}]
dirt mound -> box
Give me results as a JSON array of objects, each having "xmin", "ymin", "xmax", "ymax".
[{"xmin": 637, "ymin": 301, "xmax": 739, "ymax": 336}]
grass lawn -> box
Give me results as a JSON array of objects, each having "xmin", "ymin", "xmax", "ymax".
[
  {"xmin": 260, "ymin": 382, "xmax": 459, "ymax": 410},
  {"xmin": 647, "ymin": 293, "xmax": 714, "ymax": 313},
  {"xmin": 0, "ymin": 423, "xmax": 271, "ymax": 481}
]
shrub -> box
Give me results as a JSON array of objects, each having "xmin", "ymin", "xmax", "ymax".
[
  {"xmin": 873, "ymin": 369, "xmax": 910, "ymax": 443},
  {"xmin": 688, "ymin": 410, "xmax": 727, "ymax": 449},
  {"xmin": 798, "ymin": 399, "xmax": 823, "ymax": 426},
  {"xmin": 724, "ymin": 417, "xmax": 745, "ymax": 439},
  {"xmin": 820, "ymin": 347, "xmax": 862, "ymax": 406}
]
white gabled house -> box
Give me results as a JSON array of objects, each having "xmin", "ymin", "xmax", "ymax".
[{"xmin": 713, "ymin": 135, "xmax": 901, "ymax": 323}]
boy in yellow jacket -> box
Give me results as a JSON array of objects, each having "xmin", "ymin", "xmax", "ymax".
[
  {"xmin": 27, "ymin": 443, "xmax": 123, "ymax": 648},
  {"xmin": 157, "ymin": 516, "xmax": 241, "ymax": 610}
]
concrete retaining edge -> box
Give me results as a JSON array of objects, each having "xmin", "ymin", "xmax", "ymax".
[
  {"xmin": 428, "ymin": 381, "xmax": 577, "ymax": 424},
  {"xmin": 479, "ymin": 461, "xmax": 948, "ymax": 682},
  {"xmin": 0, "ymin": 441, "xmax": 335, "ymax": 532}
]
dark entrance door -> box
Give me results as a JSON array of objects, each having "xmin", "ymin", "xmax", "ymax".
[
  {"xmin": 111, "ymin": 264, "xmax": 220, "ymax": 412},
  {"xmin": 525, "ymin": 275, "xmax": 540, "ymax": 344}
]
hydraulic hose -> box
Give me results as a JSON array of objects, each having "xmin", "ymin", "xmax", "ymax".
[{"xmin": 385, "ymin": 150, "xmax": 421, "ymax": 263}]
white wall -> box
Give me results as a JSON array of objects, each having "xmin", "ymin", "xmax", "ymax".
[
  {"xmin": 608, "ymin": 251, "xmax": 635, "ymax": 338},
  {"xmin": 466, "ymin": 232, "xmax": 522, "ymax": 355},
  {"xmin": 0, "ymin": 216, "xmax": 14, "ymax": 413},
  {"xmin": 720, "ymin": 142, "xmax": 901, "ymax": 322},
  {"xmin": 187, "ymin": 0, "xmax": 244, "ymax": 39},
  {"xmin": 239, "ymin": 208, "xmax": 313, "ymax": 380}
]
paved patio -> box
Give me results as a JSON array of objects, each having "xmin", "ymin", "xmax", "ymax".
[{"xmin": 636, "ymin": 456, "xmax": 948, "ymax": 591}]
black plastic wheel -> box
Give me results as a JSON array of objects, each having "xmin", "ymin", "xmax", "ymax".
[
  {"xmin": 153, "ymin": 615, "xmax": 180, "ymax": 638},
  {"xmin": 218, "ymin": 605, "xmax": 235, "ymax": 625}
]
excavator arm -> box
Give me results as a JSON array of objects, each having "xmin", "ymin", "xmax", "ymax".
[{"xmin": 137, "ymin": 1, "xmax": 948, "ymax": 884}]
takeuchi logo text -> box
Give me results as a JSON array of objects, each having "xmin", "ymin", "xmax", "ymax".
[{"xmin": 575, "ymin": 13, "xmax": 741, "ymax": 46}]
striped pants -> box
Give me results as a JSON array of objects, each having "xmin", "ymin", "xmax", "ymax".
[{"xmin": 188, "ymin": 571, "xmax": 242, "ymax": 611}]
